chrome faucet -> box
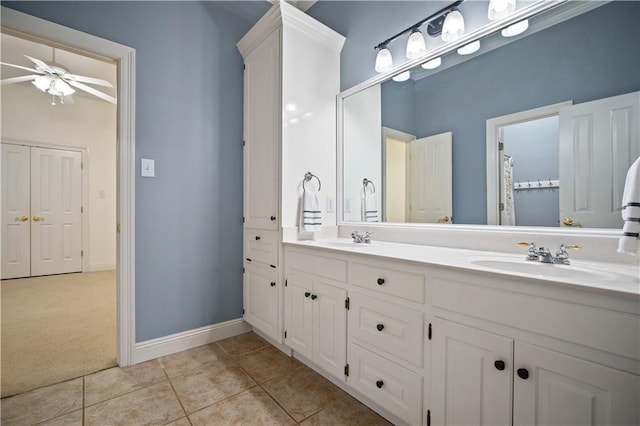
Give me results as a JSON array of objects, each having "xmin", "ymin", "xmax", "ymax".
[
  {"xmin": 521, "ymin": 242, "xmax": 580, "ymax": 265},
  {"xmin": 351, "ymin": 231, "xmax": 372, "ymax": 244}
]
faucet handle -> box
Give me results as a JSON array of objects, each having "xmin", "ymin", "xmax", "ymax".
[{"xmin": 519, "ymin": 241, "xmax": 539, "ymax": 261}]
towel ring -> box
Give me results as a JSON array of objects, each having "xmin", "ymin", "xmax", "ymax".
[
  {"xmin": 363, "ymin": 178, "xmax": 375, "ymax": 194},
  {"xmin": 303, "ymin": 172, "xmax": 321, "ymax": 191}
]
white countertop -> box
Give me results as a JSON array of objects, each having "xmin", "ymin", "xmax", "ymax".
[{"xmin": 283, "ymin": 238, "xmax": 640, "ymax": 296}]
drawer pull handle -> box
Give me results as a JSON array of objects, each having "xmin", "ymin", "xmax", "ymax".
[
  {"xmin": 517, "ymin": 368, "xmax": 529, "ymax": 380},
  {"xmin": 375, "ymin": 380, "xmax": 384, "ymax": 389},
  {"xmin": 494, "ymin": 360, "xmax": 506, "ymax": 371},
  {"xmin": 311, "ymin": 294, "xmax": 318, "ymax": 300},
  {"xmin": 246, "ymin": 258, "xmax": 252, "ymax": 262},
  {"xmin": 377, "ymin": 278, "xmax": 385, "ymax": 285},
  {"xmin": 304, "ymin": 292, "xmax": 311, "ymax": 298},
  {"xmin": 270, "ymin": 216, "xmax": 276, "ymax": 221},
  {"xmin": 376, "ymin": 323, "xmax": 384, "ymax": 332},
  {"xmin": 270, "ymin": 282, "xmax": 276, "ymax": 287},
  {"xmin": 255, "ymin": 236, "xmax": 261, "ymax": 240}
]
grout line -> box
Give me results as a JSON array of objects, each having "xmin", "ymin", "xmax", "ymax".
[
  {"xmin": 82, "ymin": 376, "xmax": 86, "ymax": 426},
  {"xmin": 162, "ymin": 368, "xmax": 190, "ymax": 422}
]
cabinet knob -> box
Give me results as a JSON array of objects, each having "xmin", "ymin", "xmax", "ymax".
[
  {"xmin": 311, "ymin": 294, "xmax": 318, "ymax": 300},
  {"xmin": 255, "ymin": 236, "xmax": 261, "ymax": 240},
  {"xmin": 304, "ymin": 292, "xmax": 311, "ymax": 298},
  {"xmin": 375, "ymin": 380, "xmax": 384, "ymax": 389},
  {"xmin": 376, "ymin": 323, "xmax": 384, "ymax": 332},
  {"xmin": 517, "ymin": 368, "xmax": 529, "ymax": 380},
  {"xmin": 270, "ymin": 216, "xmax": 276, "ymax": 221},
  {"xmin": 494, "ymin": 360, "xmax": 506, "ymax": 371},
  {"xmin": 270, "ymin": 282, "xmax": 276, "ymax": 287},
  {"xmin": 377, "ymin": 278, "xmax": 385, "ymax": 285}
]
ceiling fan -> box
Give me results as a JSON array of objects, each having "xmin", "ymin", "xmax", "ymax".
[{"xmin": 1, "ymin": 54, "xmax": 116, "ymax": 105}]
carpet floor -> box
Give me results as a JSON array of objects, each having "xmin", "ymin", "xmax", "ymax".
[{"xmin": 1, "ymin": 270, "xmax": 117, "ymax": 397}]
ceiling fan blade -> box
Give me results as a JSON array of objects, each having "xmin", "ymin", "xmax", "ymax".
[
  {"xmin": 1, "ymin": 75, "xmax": 38, "ymax": 85},
  {"xmin": 24, "ymin": 55, "xmax": 53, "ymax": 73},
  {"xmin": 67, "ymin": 80, "xmax": 116, "ymax": 104},
  {"xmin": 0, "ymin": 61, "xmax": 40, "ymax": 73},
  {"xmin": 65, "ymin": 73, "xmax": 113, "ymax": 87}
]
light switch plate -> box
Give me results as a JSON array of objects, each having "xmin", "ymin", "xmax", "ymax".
[
  {"xmin": 141, "ymin": 158, "xmax": 155, "ymax": 177},
  {"xmin": 344, "ymin": 198, "xmax": 351, "ymax": 213},
  {"xmin": 326, "ymin": 197, "xmax": 335, "ymax": 213}
]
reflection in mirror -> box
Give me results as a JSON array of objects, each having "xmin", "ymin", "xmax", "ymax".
[{"xmin": 341, "ymin": 0, "xmax": 640, "ymax": 229}]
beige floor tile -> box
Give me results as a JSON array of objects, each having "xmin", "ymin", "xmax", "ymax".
[
  {"xmin": 159, "ymin": 342, "xmax": 230, "ymax": 378},
  {"xmin": 84, "ymin": 381, "xmax": 184, "ymax": 426},
  {"xmin": 189, "ymin": 387, "xmax": 295, "ymax": 426},
  {"xmin": 236, "ymin": 345, "xmax": 302, "ymax": 383},
  {"xmin": 0, "ymin": 378, "xmax": 82, "ymax": 426},
  {"xmin": 165, "ymin": 417, "xmax": 191, "ymax": 426},
  {"xmin": 300, "ymin": 393, "xmax": 392, "ymax": 426},
  {"xmin": 84, "ymin": 360, "xmax": 166, "ymax": 406},
  {"xmin": 262, "ymin": 365, "xmax": 342, "ymax": 422},
  {"xmin": 170, "ymin": 358, "xmax": 257, "ymax": 414},
  {"xmin": 216, "ymin": 332, "xmax": 269, "ymax": 357},
  {"xmin": 37, "ymin": 409, "xmax": 83, "ymax": 426}
]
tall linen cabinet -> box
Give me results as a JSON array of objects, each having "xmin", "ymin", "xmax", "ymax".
[{"xmin": 237, "ymin": 2, "xmax": 345, "ymax": 344}]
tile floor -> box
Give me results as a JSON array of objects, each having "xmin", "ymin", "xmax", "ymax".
[{"xmin": 1, "ymin": 332, "xmax": 392, "ymax": 426}]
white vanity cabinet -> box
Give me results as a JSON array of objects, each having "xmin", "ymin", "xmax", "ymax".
[{"xmin": 237, "ymin": 3, "xmax": 344, "ymax": 344}]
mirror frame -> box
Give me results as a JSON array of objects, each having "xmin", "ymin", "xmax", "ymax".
[{"xmin": 336, "ymin": 0, "xmax": 624, "ymax": 239}]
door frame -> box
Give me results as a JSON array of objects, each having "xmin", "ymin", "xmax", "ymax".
[
  {"xmin": 381, "ymin": 126, "xmax": 416, "ymax": 222},
  {"xmin": 1, "ymin": 140, "xmax": 90, "ymax": 273},
  {"xmin": 1, "ymin": 6, "xmax": 136, "ymax": 366}
]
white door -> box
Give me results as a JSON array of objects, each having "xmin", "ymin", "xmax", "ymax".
[
  {"xmin": 2, "ymin": 144, "xmax": 31, "ymax": 279},
  {"xmin": 243, "ymin": 29, "xmax": 280, "ymax": 230},
  {"xmin": 284, "ymin": 272, "xmax": 313, "ymax": 360},
  {"xmin": 243, "ymin": 263, "xmax": 279, "ymax": 341},
  {"xmin": 431, "ymin": 318, "xmax": 513, "ymax": 426},
  {"xmin": 312, "ymin": 280, "xmax": 346, "ymax": 381},
  {"xmin": 559, "ymin": 91, "xmax": 640, "ymax": 228},
  {"xmin": 30, "ymin": 147, "xmax": 82, "ymax": 276},
  {"xmin": 409, "ymin": 132, "xmax": 452, "ymax": 223},
  {"xmin": 514, "ymin": 342, "xmax": 639, "ymax": 425}
]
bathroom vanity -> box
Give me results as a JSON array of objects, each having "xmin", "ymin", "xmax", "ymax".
[{"xmin": 282, "ymin": 239, "xmax": 639, "ymax": 425}]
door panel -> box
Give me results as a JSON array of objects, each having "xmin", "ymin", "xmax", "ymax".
[
  {"xmin": 243, "ymin": 263, "xmax": 279, "ymax": 341},
  {"xmin": 1, "ymin": 144, "xmax": 31, "ymax": 279},
  {"xmin": 312, "ymin": 280, "xmax": 346, "ymax": 381},
  {"xmin": 284, "ymin": 273, "xmax": 313, "ymax": 359}
]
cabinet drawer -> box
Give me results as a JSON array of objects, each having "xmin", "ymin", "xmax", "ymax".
[
  {"xmin": 286, "ymin": 249, "xmax": 348, "ymax": 283},
  {"xmin": 348, "ymin": 343, "xmax": 422, "ymax": 425},
  {"xmin": 350, "ymin": 261, "xmax": 425, "ymax": 303},
  {"xmin": 349, "ymin": 293, "xmax": 423, "ymax": 367},
  {"xmin": 244, "ymin": 230, "xmax": 278, "ymax": 267}
]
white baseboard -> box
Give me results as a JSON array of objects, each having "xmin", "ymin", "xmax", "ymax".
[
  {"xmin": 87, "ymin": 262, "xmax": 117, "ymax": 272},
  {"xmin": 133, "ymin": 318, "xmax": 252, "ymax": 364}
]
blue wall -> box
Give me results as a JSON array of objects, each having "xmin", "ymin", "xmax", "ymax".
[{"xmin": 2, "ymin": 1, "xmax": 268, "ymax": 342}]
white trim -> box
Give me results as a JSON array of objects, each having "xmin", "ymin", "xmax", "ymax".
[
  {"xmin": 133, "ymin": 319, "xmax": 252, "ymax": 364},
  {"xmin": 88, "ymin": 262, "xmax": 116, "ymax": 272},
  {"xmin": 2, "ymin": 6, "xmax": 137, "ymax": 366},
  {"xmin": 381, "ymin": 127, "xmax": 416, "ymax": 222},
  {"xmin": 485, "ymin": 101, "xmax": 572, "ymax": 225}
]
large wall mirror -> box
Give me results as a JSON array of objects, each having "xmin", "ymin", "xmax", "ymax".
[{"xmin": 340, "ymin": 0, "xmax": 639, "ymax": 229}]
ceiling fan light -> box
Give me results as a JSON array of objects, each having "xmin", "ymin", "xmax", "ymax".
[
  {"xmin": 53, "ymin": 78, "xmax": 75, "ymax": 96},
  {"xmin": 421, "ymin": 57, "xmax": 442, "ymax": 70},
  {"xmin": 501, "ymin": 19, "xmax": 529, "ymax": 37},
  {"xmin": 457, "ymin": 40, "xmax": 481, "ymax": 55},
  {"xmin": 442, "ymin": 10, "xmax": 465, "ymax": 42},
  {"xmin": 375, "ymin": 47, "xmax": 394, "ymax": 73},
  {"xmin": 392, "ymin": 70, "xmax": 411, "ymax": 82},
  {"xmin": 32, "ymin": 75, "xmax": 50, "ymax": 92},
  {"xmin": 488, "ymin": 0, "xmax": 516, "ymax": 21},
  {"xmin": 406, "ymin": 28, "xmax": 427, "ymax": 59}
]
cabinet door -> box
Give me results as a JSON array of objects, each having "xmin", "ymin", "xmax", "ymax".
[
  {"xmin": 514, "ymin": 342, "xmax": 639, "ymax": 426},
  {"xmin": 284, "ymin": 273, "xmax": 313, "ymax": 360},
  {"xmin": 244, "ymin": 263, "xmax": 279, "ymax": 341},
  {"xmin": 312, "ymin": 280, "xmax": 347, "ymax": 381},
  {"xmin": 431, "ymin": 318, "xmax": 513, "ymax": 426},
  {"xmin": 243, "ymin": 29, "xmax": 280, "ymax": 230}
]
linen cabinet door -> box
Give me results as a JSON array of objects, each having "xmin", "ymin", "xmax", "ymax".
[
  {"xmin": 284, "ymin": 273, "xmax": 313, "ymax": 360},
  {"xmin": 312, "ymin": 280, "xmax": 346, "ymax": 381},
  {"xmin": 513, "ymin": 342, "xmax": 640, "ymax": 426},
  {"xmin": 243, "ymin": 263, "xmax": 279, "ymax": 341},
  {"xmin": 430, "ymin": 318, "xmax": 513, "ymax": 426}
]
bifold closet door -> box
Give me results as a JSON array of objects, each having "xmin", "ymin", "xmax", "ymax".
[
  {"xmin": 30, "ymin": 147, "xmax": 82, "ymax": 276},
  {"xmin": 2, "ymin": 144, "xmax": 31, "ymax": 279}
]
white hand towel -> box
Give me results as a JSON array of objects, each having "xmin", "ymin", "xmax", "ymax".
[
  {"xmin": 618, "ymin": 157, "xmax": 640, "ymax": 255},
  {"xmin": 362, "ymin": 192, "xmax": 378, "ymax": 222},
  {"xmin": 301, "ymin": 189, "xmax": 322, "ymax": 233}
]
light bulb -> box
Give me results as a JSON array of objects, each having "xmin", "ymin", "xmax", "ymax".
[
  {"xmin": 374, "ymin": 47, "xmax": 393, "ymax": 73},
  {"xmin": 421, "ymin": 57, "xmax": 442, "ymax": 70},
  {"xmin": 488, "ymin": 0, "xmax": 516, "ymax": 21},
  {"xmin": 442, "ymin": 10, "xmax": 465, "ymax": 42},
  {"xmin": 457, "ymin": 40, "xmax": 481, "ymax": 55},
  {"xmin": 406, "ymin": 28, "xmax": 427, "ymax": 59},
  {"xmin": 501, "ymin": 19, "xmax": 529, "ymax": 37},
  {"xmin": 392, "ymin": 71, "xmax": 411, "ymax": 82}
]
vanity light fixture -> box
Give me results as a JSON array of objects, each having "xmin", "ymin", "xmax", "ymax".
[
  {"xmin": 406, "ymin": 28, "xmax": 427, "ymax": 59},
  {"xmin": 457, "ymin": 40, "xmax": 481, "ymax": 55},
  {"xmin": 392, "ymin": 70, "xmax": 411, "ymax": 82},
  {"xmin": 501, "ymin": 19, "xmax": 529, "ymax": 37},
  {"xmin": 488, "ymin": 0, "xmax": 516, "ymax": 21},
  {"xmin": 374, "ymin": 45, "xmax": 394, "ymax": 73},
  {"xmin": 441, "ymin": 9, "xmax": 465, "ymax": 42},
  {"xmin": 421, "ymin": 57, "xmax": 442, "ymax": 70}
]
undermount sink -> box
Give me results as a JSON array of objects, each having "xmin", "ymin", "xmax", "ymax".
[{"xmin": 470, "ymin": 258, "xmax": 620, "ymax": 281}]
